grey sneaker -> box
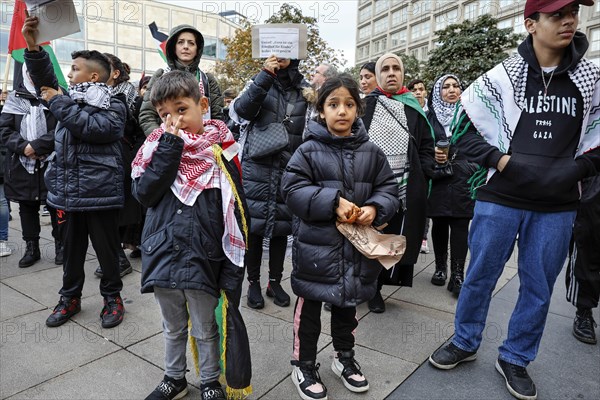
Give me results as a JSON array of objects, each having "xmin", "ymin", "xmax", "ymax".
[{"xmin": 429, "ymin": 342, "xmax": 477, "ymax": 370}]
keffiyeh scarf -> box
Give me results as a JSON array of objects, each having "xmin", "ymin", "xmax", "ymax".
[
  {"xmin": 68, "ymin": 82, "xmax": 112, "ymax": 109},
  {"xmin": 459, "ymin": 53, "xmax": 600, "ymax": 189},
  {"xmin": 131, "ymin": 119, "xmax": 246, "ymax": 267},
  {"xmin": 2, "ymin": 92, "xmax": 48, "ymax": 174},
  {"xmin": 112, "ymin": 81, "xmax": 137, "ymax": 113}
]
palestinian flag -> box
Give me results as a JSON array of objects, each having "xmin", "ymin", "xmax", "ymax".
[
  {"xmin": 9, "ymin": 0, "xmax": 68, "ymax": 89},
  {"xmin": 148, "ymin": 22, "xmax": 168, "ymax": 63}
]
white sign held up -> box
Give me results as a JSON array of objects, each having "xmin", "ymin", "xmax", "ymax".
[{"xmin": 252, "ymin": 24, "xmax": 308, "ymax": 59}]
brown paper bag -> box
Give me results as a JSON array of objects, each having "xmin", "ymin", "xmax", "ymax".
[{"xmin": 336, "ymin": 222, "xmax": 406, "ymax": 269}]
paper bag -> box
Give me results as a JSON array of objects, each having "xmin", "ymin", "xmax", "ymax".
[{"xmin": 336, "ymin": 223, "xmax": 406, "ymax": 269}]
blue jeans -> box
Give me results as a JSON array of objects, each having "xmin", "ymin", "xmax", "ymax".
[
  {"xmin": 0, "ymin": 184, "xmax": 9, "ymax": 241},
  {"xmin": 452, "ymin": 201, "xmax": 576, "ymax": 367}
]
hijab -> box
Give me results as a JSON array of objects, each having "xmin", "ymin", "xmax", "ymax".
[{"xmin": 431, "ymin": 74, "xmax": 462, "ymax": 130}]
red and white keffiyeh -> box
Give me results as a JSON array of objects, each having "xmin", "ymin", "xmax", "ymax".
[{"xmin": 131, "ymin": 119, "xmax": 245, "ymax": 266}]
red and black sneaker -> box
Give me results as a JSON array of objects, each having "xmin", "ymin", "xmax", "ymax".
[
  {"xmin": 100, "ymin": 295, "xmax": 125, "ymax": 328},
  {"xmin": 46, "ymin": 296, "xmax": 81, "ymax": 327}
]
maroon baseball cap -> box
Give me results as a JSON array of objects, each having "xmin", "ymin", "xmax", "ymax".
[{"xmin": 524, "ymin": 0, "xmax": 594, "ymax": 18}]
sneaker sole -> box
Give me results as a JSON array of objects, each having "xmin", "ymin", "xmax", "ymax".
[
  {"xmin": 428, "ymin": 352, "xmax": 477, "ymax": 370},
  {"xmin": 291, "ymin": 370, "xmax": 328, "ymax": 400},
  {"xmin": 0, "ymin": 252, "xmax": 12, "ymax": 257},
  {"xmin": 431, "ymin": 278, "xmax": 446, "ymax": 286},
  {"xmin": 331, "ymin": 361, "xmax": 369, "ymax": 393},
  {"xmin": 495, "ymin": 360, "xmax": 537, "ymax": 400},
  {"xmin": 172, "ymin": 387, "xmax": 188, "ymax": 400},
  {"xmin": 247, "ymin": 299, "xmax": 265, "ymax": 309},
  {"xmin": 120, "ymin": 265, "xmax": 133, "ymax": 277},
  {"xmin": 573, "ymin": 330, "xmax": 597, "ymax": 345}
]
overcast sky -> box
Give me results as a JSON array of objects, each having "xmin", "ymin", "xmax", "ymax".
[{"xmin": 161, "ymin": 0, "xmax": 358, "ymax": 67}]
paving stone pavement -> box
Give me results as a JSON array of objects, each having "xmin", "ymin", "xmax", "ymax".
[{"xmin": 1, "ymin": 205, "xmax": 598, "ymax": 399}]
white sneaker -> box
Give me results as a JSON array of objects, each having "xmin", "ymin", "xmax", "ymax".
[
  {"xmin": 41, "ymin": 206, "xmax": 50, "ymax": 216},
  {"xmin": 0, "ymin": 241, "xmax": 12, "ymax": 257},
  {"xmin": 331, "ymin": 350, "xmax": 369, "ymax": 393},
  {"xmin": 420, "ymin": 239, "xmax": 430, "ymax": 253},
  {"xmin": 291, "ymin": 362, "xmax": 327, "ymax": 400}
]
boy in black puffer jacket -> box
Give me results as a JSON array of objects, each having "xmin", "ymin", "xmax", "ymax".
[{"xmin": 22, "ymin": 15, "xmax": 127, "ymax": 329}]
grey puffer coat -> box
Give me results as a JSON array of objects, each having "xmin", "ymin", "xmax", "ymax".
[
  {"xmin": 24, "ymin": 48, "xmax": 126, "ymax": 211},
  {"xmin": 281, "ymin": 120, "xmax": 400, "ymax": 307},
  {"xmin": 232, "ymin": 62, "xmax": 309, "ymax": 238}
]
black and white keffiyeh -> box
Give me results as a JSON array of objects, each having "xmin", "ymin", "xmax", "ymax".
[
  {"xmin": 68, "ymin": 82, "xmax": 112, "ymax": 109},
  {"xmin": 2, "ymin": 92, "xmax": 48, "ymax": 174},
  {"xmin": 367, "ymin": 96, "xmax": 411, "ymax": 206},
  {"xmin": 431, "ymin": 74, "xmax": 461, "ymax": 134},
  {"xmin": 112, "ymin": 81, "xmax": 137, "ymax": 113}
]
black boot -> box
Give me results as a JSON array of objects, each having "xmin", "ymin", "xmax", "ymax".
[
  {"xmin": 54, "ymin": 240, "xmax": 64, "ymax": 265},
  {"xmin": 447, "ymin": 258, "xmax": 465, "ymax": 296},
  {"xmin": 573, "ymin": 308, "xmax": 597, "ymax": 344},
  {"xmin": 266, "ymin": 279, "xmax": 290, "ymax": 307},
  {"xmin": 19, "ymin": 240, "xmax": 41, "ymax": 268},
  {"xmin": 118, "ymin": 247, "xmax": 132, "ymax": 277},
  {"xmin": 431, "ymin": 254, "xmax": 448, "ymax": 286},
  {"xmin": 247, "ymin": 280, "xmax": 265, "ymax": 309}
]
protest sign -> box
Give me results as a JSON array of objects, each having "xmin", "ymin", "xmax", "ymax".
[
  {"xmin": 25, "ymin": 0, "xmax": 80, "ymax": 43},
  {"xmin": 252, "ymin": 23, "xmax": 307, "ymax": 59}
]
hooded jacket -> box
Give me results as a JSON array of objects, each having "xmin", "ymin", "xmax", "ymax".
[
  {"xmin": 456, "ymin": 32, "xmax": 600, "ymax": 212},
  {"xmin": 281, "ymin": 119, "xmax": 399, "ymax": 307},
  {"xmin": 138, "ymin": 24, "xmax": 224, "ymax": 135},
  {"xmin": 231, "ymin": 61, "xmax": 310, "ymax": 238},
  {"xmin": 0, "ymin": 84, "xmax": 56, "ymax": 202}
]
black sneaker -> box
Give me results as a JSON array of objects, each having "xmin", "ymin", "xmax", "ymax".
[
  {"xmin": 120, "ymin": 260, "xmax": 133, "ymax": 277},
  {"xmin": 495, "ymin": 359, "xmax": 537, "ymax": 400},
  {"xmin": 200, "ymin": 381, "xmax": 226, "ymax": 400},
  {"xmin": 323, "ymin": 302, "xmax": 332, "ymax": 312},
  {"xmin": 266, "ymin": 280, "xmax": 290, "ymax": 307},
  {"xmin": 145, "ymin": 375, "xmax": 188, "ymax": 400},
  {"xmin": 46, "ymin": 297, "xmax": 81, "ymax": 327},
  {"xmin": 331, "ymin": 350, "xmax": 369, "ymax": 393},
  {"xmin": 247, "ymin": 280, "xmax": 265, "ymax": 309},
  {"xmin": 290, "ymin": 361, "xmax": 327, "ymax": 400},
  {"xmin": 100, "ymin": 295, "xmax": 125, "ymax": 328},
  {"xmin": 130, "ymin": 248, "xmax": 142, "ymax": 258},
  {"xmin": 368, "ymin": 290, "xmax": 385, "ymax": 313},
  {"xmin": 429, "ymin": 342, "xmax": 477, "ymax": 369},
  {"xmin": 573, "ymin": 309, "xmax": 597, "ymax": 344}
]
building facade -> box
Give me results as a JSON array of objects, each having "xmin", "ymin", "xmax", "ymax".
[
  {"xmin": 1, "ymin": 0, "xmax": 240, "ymax": 89},
  {"xmin": 355, "ymin": 0, "xmax": 600, "ymax": 66}
]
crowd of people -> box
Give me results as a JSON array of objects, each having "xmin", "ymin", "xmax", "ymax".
[{"xmin": 0, "ymin": 1, "xmax": 599, "ymax": 400}]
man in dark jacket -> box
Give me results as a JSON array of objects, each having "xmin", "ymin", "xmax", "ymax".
[
  {"xmin": 429, "ymin": 1, "xmax": 600, "ymax": 399},
  {"xmin": 22, "ymin": 15, "xmax": 127, "ymax": 330},
  {"xmin": 138, "ymin": 24, "xmax": 224, "ymax": 135}
]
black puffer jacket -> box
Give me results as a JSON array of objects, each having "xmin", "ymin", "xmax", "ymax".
[
  {"xmin": 24, "ymin": 48, "xmax": 126, "ymax": 211},
  {"xmin": 426, "ymin": 107, "xmax": 479, "ymax": 218},
  {"xmin": 281, "ymin": 120, "xmax": 399, "ymax": 307},
  {"xmin": 233, "ymin": 62, "xmax": 309, "ymax": 238},
  {"xmin": 0, "ymin": 86, "xmax": 56, "ymax": 201},
  {"xmin": 139, "ymin": 24, "xmax": 224, "ymax": 135},
  {"xmin": 133, "ymin": 133, "xmax": 249, "ymax": 296}
]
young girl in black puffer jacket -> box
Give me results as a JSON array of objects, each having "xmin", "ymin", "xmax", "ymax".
[{"xmin": 281, "ymin": 75, "xmax": 399, "ymax": 400}]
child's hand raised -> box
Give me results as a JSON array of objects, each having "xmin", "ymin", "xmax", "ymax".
[
  {"xmin": 164, "ymin": 114, "xmax": 183, "ymax": 137},
  {"xmin": 21, "ymin": 11, "xmax": 41, "ymax": 51},
  {"xmin": 355, "ymin": 205, "xmax": 376, "ymax": 226},
  {"xmin": 40, "ymin": 86, "xmax": 59, "ymax": 102}
]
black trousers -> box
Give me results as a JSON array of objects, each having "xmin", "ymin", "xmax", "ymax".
[
  {"xmin": 431, "ymin": 217, "xmax": 470, "ymax": 261},
  {"xmin": 245, "ymin": 233, "xmax": 287, "ymax": 282},
  {"xmin": 292, "ymin": 297, "xmax": 357, "ymax": 362},
  {"xmin": 18, "ymin": 200, "xmax": 60, "ymax": 241},
  {"xmin": 59, "ymin": 209, "xmax": 122, "ymax": 299}
]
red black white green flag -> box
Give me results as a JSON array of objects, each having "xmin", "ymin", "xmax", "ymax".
[{"xmin": 148, "ymin": 22, "xmax": 168, "ymax": 63}]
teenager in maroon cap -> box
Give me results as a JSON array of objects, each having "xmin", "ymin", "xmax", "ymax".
[{"xmin": 428, "ymin": 1, "xmax": 600, "ymax": 399}]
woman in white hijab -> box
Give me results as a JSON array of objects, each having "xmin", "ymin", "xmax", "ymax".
[{"xmin": 361, "ymin": 53, "xmax": 436, "ymax": 313}]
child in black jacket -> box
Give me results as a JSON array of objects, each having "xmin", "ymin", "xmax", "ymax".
[
  {"xmin": 281, "ymin": 74, "xmax": 399, "ymax": 400},
  {"xmin": 22, "ymin": 14, "xmax": 127, "ymax": 330},
  {"xmin": 132, "ymin": 71, "xmax": 251, "ymax": 400}
]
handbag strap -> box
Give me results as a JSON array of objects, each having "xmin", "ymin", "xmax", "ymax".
[{"xmin": 283, "ymin": 90, "xmax": 298, "ymax": 123}]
